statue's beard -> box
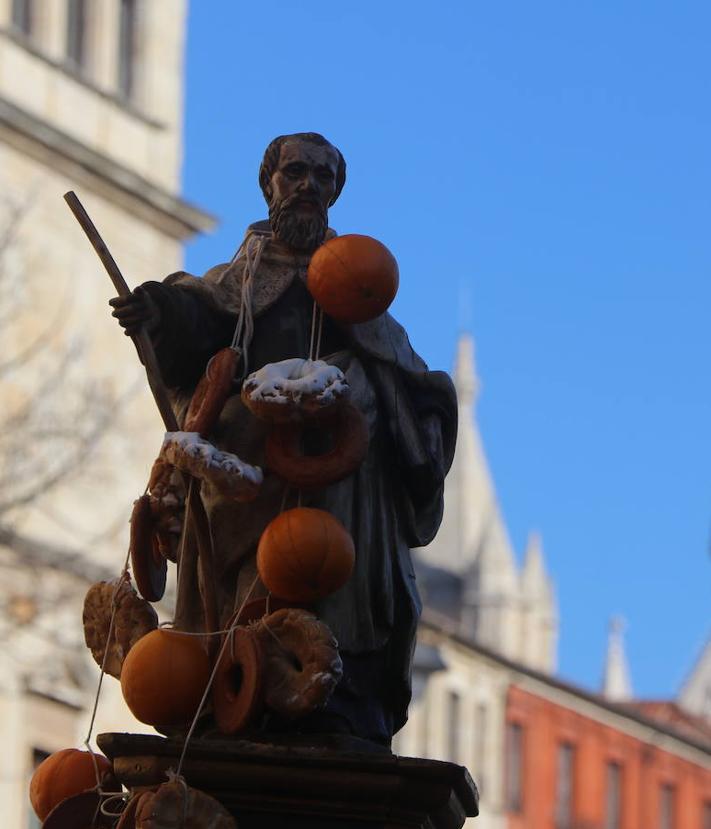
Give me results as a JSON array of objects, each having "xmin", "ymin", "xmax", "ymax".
[{"xmin": 269, "ymin": 195, "xmax": 328, "ymax": 252}]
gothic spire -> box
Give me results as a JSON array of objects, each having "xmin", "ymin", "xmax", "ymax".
[{"xmin": 602, "ymin": 616, "xmax": 633, "ymax": 701}]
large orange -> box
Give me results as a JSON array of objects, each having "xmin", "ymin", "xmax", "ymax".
[
  {"xmin": 307, "ymin": 234, "xmax": 399, "ymax": 324},
  {"xmin": 29, "ymin": 748, "xmax": 111, "ymax": 821},
  {"xmin": 120, "ymin": 628, "xmax": 210, "ymax": 729},
  {"xmin": 257, "ymin": 507, "xmax": 355, "ymax": 602}
]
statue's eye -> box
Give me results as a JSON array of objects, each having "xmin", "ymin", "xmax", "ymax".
[{"xmin": 283, "ymin": 163, "xmax": 305, "ymax": 178}]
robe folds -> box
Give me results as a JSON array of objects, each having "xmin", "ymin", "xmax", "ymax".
[{"xmin": 142, "ymin": 225, "xmax": 457, "ymax": 736}]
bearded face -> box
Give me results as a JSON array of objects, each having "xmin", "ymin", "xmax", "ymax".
[
  {"xmin": 268, "ymin": 192, "xmax": 328, "ymax": 252},
  {"xmin": 264, "ymin": 139, "xmax": 340, "ymax": 253}
]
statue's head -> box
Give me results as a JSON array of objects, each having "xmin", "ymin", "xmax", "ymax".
[{"xmin": 259, "ymin": 133, "xmax": 346, "ymax": 252}]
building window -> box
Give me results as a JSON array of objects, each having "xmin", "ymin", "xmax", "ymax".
[
  {"xmin": 11, "ymin": 0, "xmax": 33, "ymax": 36},
  {"xmin": 555, "ymin": 742, "xmax": 575, "ymax": 829},
  {"xmin": 118, "ymin": 0, "xmax": 137, "ymax": 99},
  {"xmin": 447, "ymin": 689, "xmax": 461, "ymax": 762},
  {"xmin": 66, "ymin": 0, "xmax": 86, "ymax": 70},
  {"xmin": 660, "ymin": 784, "xmax": 675, "ymax": 829},
  {"xmin": 474, "ymin": 702, "xmax": 487, "ymax": 797},
  {"xmin": 605, "ymin": 762, "xmax": 622, "ymax": 829},
  {"xmin": 505, "ymin": 722, "xmax": 524, "ymax": 813}
]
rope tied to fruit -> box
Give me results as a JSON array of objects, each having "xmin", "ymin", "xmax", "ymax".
[{"xmin": 82, "ymin": 549, "xmax": 131, "ymax": 794}]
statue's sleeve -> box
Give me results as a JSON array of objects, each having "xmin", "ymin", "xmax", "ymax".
[
  {"xmin": 368, "ymin": 359, "xmax": 457, "ymax": 548},
  {"xmin": 140, "ymin": 275, "xmax": 237, "ymax": 390}
]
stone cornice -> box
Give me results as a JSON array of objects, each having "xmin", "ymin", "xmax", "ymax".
[{"xmin": 0, "ymin": 96, "xmax": 216, "ymax": 240}]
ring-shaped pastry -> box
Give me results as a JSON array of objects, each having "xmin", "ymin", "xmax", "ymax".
[
  {"xmin": 256, "ymin": 608, "xmax": 343, "ymax": 720},
  {"xmin": 134, "ymin": 782, "xmax": 236, "ymax": 829},
  {"xmin": 242, "ymin": 358, "xmax": 349, "ymax": 423},
  {"xmin": 184, "ymin": 347, "xmax": 239, "ymax": 437},
  {"xmin": 160, "ymin": 432, "xmax": 262, "ymax": 502},
  {"xmin": 130, "ymin": 495, "xmax": 167, "ymax": 602},
  {"xmin": 265, "ymin": 403, "xmax": 368, "ymax": 488},
  {"xmin": 83, "ymin": 576, "xmax": 158, "ymax": 678},
  {"xmin": 213, "ymin": 626, "xmax": 264, "ymax": 735}
]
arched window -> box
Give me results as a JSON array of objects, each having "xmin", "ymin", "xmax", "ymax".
[
  {"xmin": 66, "ymin": 0, "xmax": 86, "ymax": 70},
  {"xmin": 118, "ymin": 0, "xmax": 136, "ymax": 99}
]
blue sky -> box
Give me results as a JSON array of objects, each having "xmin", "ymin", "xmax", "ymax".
[{"xmin": 182, "ymin": 2, "xmax": 711, "ymax": 697}]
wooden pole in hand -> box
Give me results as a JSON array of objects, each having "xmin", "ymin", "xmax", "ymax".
[
  {"xmin": 63, "ymin": 191, "xmax": 219, "ymax": 641},
  {"xmin": 63, "ymin": 191, "xmax": 178, "ymax": 432}
]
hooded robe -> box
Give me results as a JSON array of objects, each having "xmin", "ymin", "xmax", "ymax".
[{"xmin": 141, "ymin": 225, "xmax": 457, "ymax": 739}]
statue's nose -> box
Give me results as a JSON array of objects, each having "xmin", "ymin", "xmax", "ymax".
[{"xmin": 298, "ymin": 173, "xmax": 317, "ymax": 193}]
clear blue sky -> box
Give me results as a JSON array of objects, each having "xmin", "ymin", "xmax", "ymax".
[{"xmin": 182, "ymin": 2, "xmax": 711, "ymax": 698}]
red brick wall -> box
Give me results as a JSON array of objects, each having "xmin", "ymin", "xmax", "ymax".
[{"xmin": 505, "ymin": 685, "xmax": 711, "ymax": 829}]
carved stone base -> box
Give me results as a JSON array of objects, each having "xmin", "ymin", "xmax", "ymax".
[{"xmin": 98, "ymin": 732, "xmax": 478, "ymax": 829}]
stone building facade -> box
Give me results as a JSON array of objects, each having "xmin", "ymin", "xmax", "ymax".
[{"xmin": 0, "ymin": 2, "xmax": 212, "ymax": 826}]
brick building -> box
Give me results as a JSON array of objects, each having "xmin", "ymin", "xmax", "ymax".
[{"xmin": 506, "ymin": 685, "xmax": 711, "ymax": 829}]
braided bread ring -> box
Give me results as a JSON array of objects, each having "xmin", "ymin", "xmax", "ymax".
[{"xmin": 256, "ymin": 608, "xmax": 343, "ymax": 720}]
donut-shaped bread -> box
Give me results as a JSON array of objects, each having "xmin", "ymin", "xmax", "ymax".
[
  {"xmin": 213, "ymin": 626, "xmax": 264, "ymax": 735},
  {"xmin": 135, "ymin": 780, "xmax": 236, "ymax": 829},
  {"xmin": 265, "ymin": 402, "xmax": 368, "ymax": 488},
  {"xmin": 146, "ymin": 458, "xmax": 185, "ymax": 563},
  {"xmin": 256, "ymin": 608, "xmax": 343, "ymax": 720},
  {"xmin": 130, "ymin": 495, "xmax": 167, "ymax": 602},
  {"xmin": 184, "ymin": 347, "xmax": 240, "ymax": 437},
  {"xmin": 161, "ymin": 432, "xmax": 263, "ymax": 502},
  {"xmin": 83, "ymin": 576, "xmax": 158, "ymax": 678},
  {"xmin": 242, "ymin": 358, "xmax": 349, "ymax": 423}
]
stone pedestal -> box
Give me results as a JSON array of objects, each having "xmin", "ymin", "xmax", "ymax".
[{"xmin": 98, "ymin": 732, "xmax": 479, "ymax": 828}]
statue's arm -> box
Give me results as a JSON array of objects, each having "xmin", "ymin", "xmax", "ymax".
[{"xmin": 110, "ymin": 281, "xmax": 236, "ymax": 389}]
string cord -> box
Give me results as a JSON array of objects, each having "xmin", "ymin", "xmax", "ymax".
[
  {"xmin": 230, "ymin": 235, "xmax": 266, "ymax": 378},
  {"xmin": 82, "ymin": 546, "xmax": 131, "ymax": 796},
  {"xmin": 308, "ymin": 301, "xmax": 324, "ymax": 361},
  {"xmin": 175, "ymin": 573, "xmax": 261, "ymax": 777}
]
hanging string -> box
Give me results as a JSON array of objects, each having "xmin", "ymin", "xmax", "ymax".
[
  {"xmin": 99, "ymin": 793, "xmax": 131, "ymax": 818},
  {"xmin": 308, "ymin": 302, "xmax": 325, "ymax": 362},
  {"xmin": 175, "ymin": 573, "xmax": 261, "ymax": 777},
  {"xmin": 230, "ymin": 234, "xmax": 266, "ymax": 379},
  {"xmin": 82, "ymin": 545, "xmax": 131, "ymax": 794},
  {"xmin": 308, "ymin": 300, "xmax": 318, "ymax": 360},
  {"xmin": 314, "ymin": 306, "xmax": 324, "ymax": 361},
  {"xmin": 279, "ymin": 484, "xmax": 291, "ymax": 514}
]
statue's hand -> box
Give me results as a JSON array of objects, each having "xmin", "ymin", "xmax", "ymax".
[{"xmin": 109, "ymin": 285, "xmax": 161, "ymax": 336}]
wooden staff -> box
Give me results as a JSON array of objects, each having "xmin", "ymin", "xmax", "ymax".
[{"xmin": 64, "ymin": 191, "xmax": 219, "ymax": 642}]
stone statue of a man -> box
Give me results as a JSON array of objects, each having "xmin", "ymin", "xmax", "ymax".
[{"xmin": 110, "ymin": 133, "xmax": 457, "ymax": 745}]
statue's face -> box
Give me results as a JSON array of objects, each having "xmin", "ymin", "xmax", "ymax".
[{"xmin": 267, "ymin": 140, "xmax": 340, "ymax": 252}]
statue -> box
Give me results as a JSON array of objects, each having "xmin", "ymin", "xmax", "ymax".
[{"xmin": 109, "ymin": 133, "xmax": 457, "ymax": 746}]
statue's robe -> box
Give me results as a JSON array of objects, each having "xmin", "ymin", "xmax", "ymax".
[{"xmin": 142, "ymin": 225, "xmax": 457, "ymax": 740}]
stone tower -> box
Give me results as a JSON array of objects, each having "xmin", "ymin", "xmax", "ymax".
[{"xmin": 0, "ymin": 3, "xmax": 212, "ymax": 825}]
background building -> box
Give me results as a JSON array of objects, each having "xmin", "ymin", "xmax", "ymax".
[
  {"xmin": 397, "ymin": 333, "xmax": 711, "ymax": 828},
  {"xmin": 0, "ymin": 2, "xmax": 212, "ymax": 826}
]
